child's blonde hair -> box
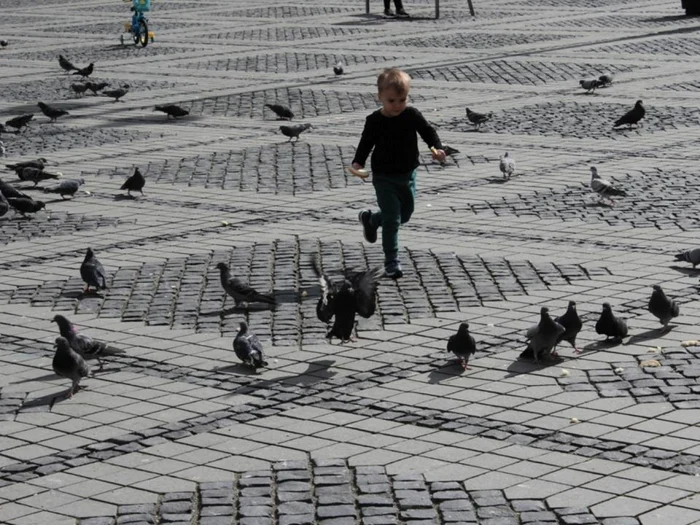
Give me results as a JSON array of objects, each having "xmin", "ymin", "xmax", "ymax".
[{"xmin": 377, "ymin": 68, "xmax": 411, "ymax": 95}]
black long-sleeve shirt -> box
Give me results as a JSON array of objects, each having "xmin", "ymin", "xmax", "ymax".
[{"xmin": 352, "ymin": 106, "xmax": 442, "ymax": 175}]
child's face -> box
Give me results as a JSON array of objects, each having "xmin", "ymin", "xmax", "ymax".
[{"xmin": 378, "ymin": 87, "xmax": 409, "ymax": 117}]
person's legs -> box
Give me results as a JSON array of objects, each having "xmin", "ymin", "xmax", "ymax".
[
  {"xmin": 398, "ymin": 169, "xmax": 417, "ymax": 225},
  {"xmin": 394, "ymin": 0, "xmax": 409, "ymax": 16},
  {"xmin": 383, "ymin": 0, "xmax": 393, "ymax": 14}
]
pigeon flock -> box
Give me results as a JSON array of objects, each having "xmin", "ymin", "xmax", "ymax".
[{"xmin": 0, "ymin": 48, "xmax": 692, "ymax": 401}]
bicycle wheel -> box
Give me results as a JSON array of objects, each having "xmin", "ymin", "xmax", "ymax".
[{"xmin": 133, "ymin": 18, "xmax": 149, "ymax": 47}]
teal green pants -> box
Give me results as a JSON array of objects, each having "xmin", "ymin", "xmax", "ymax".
[{"xmin": 369, "ymin": 170, "xmax": 417, "ymax": 264}]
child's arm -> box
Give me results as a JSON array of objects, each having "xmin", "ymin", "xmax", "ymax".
[
  {"xmin": 414, "ymin": 109, "xmax": 446, "ymax": 163},
  {"xmin": 352, "ymin": 117, "xmax": 375, "ymax": 169}
]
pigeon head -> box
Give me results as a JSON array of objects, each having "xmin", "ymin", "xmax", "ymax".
[
  {"xmin": 35, "ymin": 201, "xmax": 46, "ymax": 210},
  {"xmin": 458, "ymin": 322, "xmax": 469, "ymax": 333},
  {"xmin": 52, "ymin": 315, "xmax": 74, "ymax": 336},
  {"xmin": 55, "ymin": 336, "xmax": 71, "ymax": 351},
  {"xmin": 78, "ymin": 178, "xmax": 85, "ymax": 185},
  {"xmin": 540, "ymin": 307, "xmax": 549, "ymax": 315},
  {"xmin": 590, "ymin": 166, "xmax": 599, "ymax": 178},
  {"xmin": 568, "ymin": 300, "xmax": 577, "ymax": 310},
  {"xmin": 636, "ymin": 100, "xmax": 643, "ymax": 107},
  {"xmin": 238, "ymin": 321, "xmax": 248, "ymax": 333},
  {"xmin": 602, "ymin": 302, "xmax": 612, "ymax": 311},
  {"xmin": 579, "ymin": 80, "xmax": 585, "ymax": 86},
  {"xmin": 216, "ymin": 262, "xmax": 228, "ymax": 272},
  {"xmin": 503, "ymin": 152, "xmax": 509, "ymax": 158},
  {"xmin": 85, "ymin": 247, "xmax": 94, "ymax": 259},
  {"xmin": 652, "ymin": 284, "xmax": 662, "ymax": 292}
]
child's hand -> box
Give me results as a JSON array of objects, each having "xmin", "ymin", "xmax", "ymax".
[
  {"xmin": 352, "ymin": 162, "xmax": 363, "ymax": 170},
  {"xmin": 431, "ymin": 148, "xmax": 447, "ymax": 164}
]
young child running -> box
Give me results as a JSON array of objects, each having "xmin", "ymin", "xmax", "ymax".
[{"xmin": 352, "ymin": 68, "xmax": 446, "ymax": 279}]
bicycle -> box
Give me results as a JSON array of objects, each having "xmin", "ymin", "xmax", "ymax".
[{"xmin": 120, "ymin": 0, "xmax": 153, "ymax": 48}]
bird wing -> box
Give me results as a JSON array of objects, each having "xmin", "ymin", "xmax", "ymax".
[
  {"xmin": 591, "ymin": 177, "xmax": 611, "ymax": 194},
  {"xmin": 352, "ymin": 266, "xmax": 383, "ymax": 318}
]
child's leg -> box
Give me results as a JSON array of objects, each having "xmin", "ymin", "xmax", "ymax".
[
  {"xmin": 399, "ymin": 170, "xmax": 417, "ymax": 225},
  {"xmin": 373, "ymin": 177, "xmax": 402, "ymax": 265}
]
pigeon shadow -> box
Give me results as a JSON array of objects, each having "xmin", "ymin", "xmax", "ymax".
[
  {"xmin": 584, "ymin": 201, "xmax": 613, "ymax": 208},
  {"xmin": 580, "ymin": 339, "xmax": 623, "ymax": 353},
  {"xmin": 640, "ymin": 14, "xmax": 690, "ymax": 22},
  {"xmin": 215, "ymin": 358, "xmax": 337, "ymax": 385},
  {"xmin": 427, "ymin": 358, "xmax": 467, "ymax": 383},
  {"xmin": 625, "ymin": 327, "xmax": 674, "ymax": 345},
  {"xmin": 10, "ymin": 372, "xmax": 61, "ymax": 385},
  {"xmin": 505, "ymin": 356, "xmax": 565, "ymax": 377},
  {"xmin": 574, "ymin": 92, "xmax": 599, "ymax": 96},
  {"xmin": 113, "ymin": 194, "xmax": 139, "ymax": 201},
  {"xmin": 486, "ymin": 177, "xmax": 509, "ymax": 184},
  {"xmin": 669, "ymin": 265, "xmax": 700, "ymax": 277}
]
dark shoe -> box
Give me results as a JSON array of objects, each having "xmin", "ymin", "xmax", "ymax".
[
  {"xmin": 384, "ymin": 260, "xmax": 403, "ymax": 279},
  {"xmin": 396, "ymin": 8, "xmax": 409, "ymax": 16},
  {"xmin": 384, "ymin": 8, "xmax": 395, "ymax": 16},
  {"xmin": 358, "ymin": 210, "xmax": 377, "ymax": 243}
]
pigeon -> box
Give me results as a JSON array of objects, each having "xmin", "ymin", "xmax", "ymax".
[
  {"xmin": 590, "ymin": 166, "xmax": 626, "ymax": 205},
  {"xmin": 0, "ymin": 140, "xmax": 4, "ymax": 157},
  {"xmin": 333, "ymin": 61, "xmax": 344, "ymax": 75},
  {"xmin": 71, "ymin": 83, "xmax": 89, "ymax": 96},
  {"xmin": 579, "ymin": 79, "xmax": 601, "ymax": 94},
  {"xmin": 675, "ymin": 248, "xmax": 700, "ymax": 268},
  {"xmin": 53, "ymin": 315, "xmax": 124, "ymax": 371},
  {"xmin": 44, "ymin": 178, "xmax": 85, "ymax": 199},
  {"xmin": 0, "ymin": 40, "xmax": 8, "ymax": 48},
  {"xmin": 5, "ymin": 114, "xmax": 34, "ymax": 133},
  {"xmin": 6, "ymin": 197, "xmax": 45, "ymax": 217},
  {"xmin": 53, "ymin": 336, "xmax": 90, "ymax": 398},
  {"xmin": 103, "ymin": 86, "xmax": 129, "ymax": 102},
  {"xmin": 613, "ymin": 100, "xmax": 645, "ymax": 128},
  {"xmin": 120, "ymin": 167, "xmax": 145, "ymax": 196},
  {"xmin": 499, "ymin": 152, "xmax": 515, "ymax": 180},
  {"xmin": 648, "ymin": 284, "xmax": 679, "ymax": 332},
  {"xmin": 17, "ymin": 167, "xmax": 60, "ymax": 186},
  {"xmin": 80, "ymin": 247, "xmax": 108, "ymax": 293},
  {"xmin": 58, "ymin": 54, "xmax": 78, "ymax": 72},
  {"xmin": 6, "ymin": 158, "xmax": 49, "ymax": 174},
  {"xmin": 72, "ymin": 62, "xmax": 94, "ymax": 78},
  {"xmin": 523, "ymin": 307, "xmax": 565, "ymax": 363},
  {"xmin": 233, "ymin": 321, "xmax": 268, "ymax": 370},
  {"xmin": 554, "ymin": 301, "xmax": 583, "ymax": 354},
  {"xmin": 280, "ymin": 123, "xmax": 312, "ymax": 142},
  {"xmin": 0, "ymin": 178, "xmax": 30, "ymax": 200},
  {"xmin": 38, "ymin": 102, "xmax": 69, "ymax": 123},
  {"xmin": 311, "ymin": 257, "xmax": 383, "ymax": 342},
  {"xmin": 595, "ymin": 302, "xmax": 628, "ymax": 343},
  {"xmin": 0, "ymin": 192, "xmax": 8, "ymax": 218},
  {"xmin": 86, "ymin": 81, "xmax": 109, "ymax": 95},
  {"xmin": 216, "ymin": 262, "xmax": 275, "ymax": 308},
  {"xmin": 154, "ymin": 104, "xmax": 189, "ymax": 119},
  {"xmin": 447, "ymin": 322, "xmax": 476, "ymax": 370},
  {"xmin": 466, "ymin": 107, "xmax": 492, "ymax": 130},
  {"xmin": 265, "ymin": 104, "xmax": 294, "ymax": 120},
  {"xmin": 598, "ymin": 73, "xmax": 614, "ymax": 87}
]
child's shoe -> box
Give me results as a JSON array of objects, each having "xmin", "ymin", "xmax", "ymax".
[
  {"xmin": 358, "ymin": 210, "xmax": 377, "ymax": 243},
  {"xmin": 396, "ymin": 8, "xmax": 410, "ymax": 16},
  {"xmin": 384, "ymin": 260, "xmax": 403, "ymax": 279},
  {"xmin": 384, "ymin": 8, "xmax": 395, "ymax": 16}
]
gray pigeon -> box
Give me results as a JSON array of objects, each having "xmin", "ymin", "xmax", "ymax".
[
  {"xmin": 595, "ymin": 302, "xmax": 628, "ymax": 343},
  {"xmin": 598, "ymin": 72, "xmax": 614, "ymax": 87},
  {"xmin": 280, "ymin": 123, "xmax": 312, "ymax": 142},
  {"xmin": 53, "ymin": 336, "xmax": 90, "ymax": 398},
  {"xmin": 154, "ymin": 104, "xmax": 189, "ymax": 119},
  {"xmin": 447, "ymin": 322, "xmax": 476, "ymax": 370},
  {"xmin": 466, "ymin": 107, "xmax": 492, "ymax": 130},
  {"xmin": 579, "ymin": 79, "xmax": 600, "ymax": 94},
  {"xmin": 524, "ymin": 307, "xmax": 565, "ymax": 364},
  {"xmin": 648, "ymin": 284, "xmax": 679, "ymax": 332},
  {"xmin": 333, "ymin": 61, "xmax": 344, "ymax": 75},
  {"xmin": 554, "ymin": 301, "xmax": 583, "ymax": 354},
  {"xmin": 102, "ymin": 86, "xmax": 129, "ymax": 102},
  {"xmin": 80, "ymin": 247, "xmax": 107, "ymax": 293},
  {"xmin": 311, "ymin": 257, "xmax": 383, "ymax": 343},
  {"xmin": 0, "ymin": 178, "xmax": 30, "ymax": 200},
  {"xmin": 17, "ymin": 167, "xmax": 60, "ymax": 186},
  {"xmin": 6, "ymin": 158, "xmax": 49, "ymax": 173},
  {"xmin": 53, "ymin": 314, "xmax": 124, "ymax": 371},
  {"xmin": 7, "ymin": 197, "xmax": 45, "ymax": 217},
  {"xmin": 590, "ymin": 166, "xmax": 626, "ymax": 205},
  {"xmin": 216, "ymin": 262, "xmax": 275, "ymax": 308},
  {"xmin": 44, "ymin": 178, "xmax": 85, "ymax": 199},
  {"xmin": 265, "ymin": 104, "xmax": 294, "ymax": 120},
  {"xmin": 499, "ymin": 152, "xmax": 515, "ymax": 180},
  {"xmin": 233, "ymin": 321, "xmax": 268, "ymax": 370},
  {"xmin": 38, "ymin": 102, "xmax": 69, "ymax": 123},
  {"xmin": 0, "ymin": 192, "xmax": 8, "ymax": 217},
  {"xmin": 614, "ymin": 100, "xmax": 645, "ymax": 128},
  {"xmin": 120, "ymin": 167, "xmax": 145, "ymax": 196},
  {"xmin": 674, "ymin": 248, "xmax": 700, "ymax": 268},
  {"xmin": 71, "ymin": 83, "xmax": 89, "ymax": 96}
]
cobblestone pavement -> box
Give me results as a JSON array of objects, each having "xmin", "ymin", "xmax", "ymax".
[{"xmin": 2, "ymin": 0, "xmax": 700, "ymax": 524}]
